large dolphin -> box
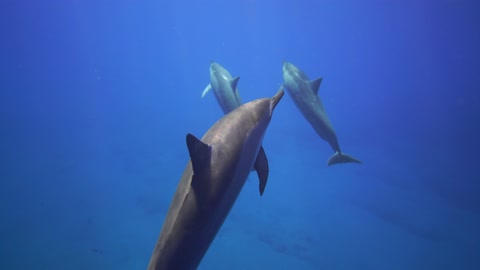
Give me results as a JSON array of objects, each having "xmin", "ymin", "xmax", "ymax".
[
  {"xmin": 147, "ymin": 89, "xmax": 284, "ymax": 270},
  {"xmin": 282, "ymin": 61, "xmax": 361, "ymax": 166},
  {"xmin": 202, "ymin": 61, "xmax": 269, "ymax": 191}
]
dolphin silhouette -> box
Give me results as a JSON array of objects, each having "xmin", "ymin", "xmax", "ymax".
[
  {"xmin": 147, "ymin": 89, "xmax": 284, "ymax": 270},
  {"xmin": 282, "ymin": 61, "xmax": 361, "ymax": 165},
  {"xmin": 202, "ymin": 61, "xmax": 242, "ymax": 113}
]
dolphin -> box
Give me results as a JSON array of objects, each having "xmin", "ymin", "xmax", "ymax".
[
  {"xmin": 201, "ymin": 61, "xmax": 242, "ymax": 114},
  {"xmin": 202, "ymin": 61, "xmax": 269, "ymax": 191},
  {"xmin": 282, "ymin": 61, "xmax": 361, "ymax": 166},
  {"xmin": 147, "ymin": 89, "xmax": 284, "ymax": 270}
]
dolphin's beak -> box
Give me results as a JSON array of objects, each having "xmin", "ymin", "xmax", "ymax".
[{"xmin": 270, "ymin": 86, "xmax": 284, "ymax": 111}]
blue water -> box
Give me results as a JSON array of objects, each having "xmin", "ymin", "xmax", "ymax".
[{"xmin": 1, "ymin": 1, "xmax": 479, "ymax": 269}]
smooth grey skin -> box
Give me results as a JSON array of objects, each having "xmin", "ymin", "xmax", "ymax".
[
  {"xmin": 202, "ymin": 61, "xmax": 242, "ymax": 114},
  {"xmin": 282, "ymin": 61, "xmax": 361, "ymax": 166},
  {"xmin": 202, "ymin": 61, "xmax": 269, "ymax": 192},
  {"xmin": 147, "ymin": 89, "xmax": 284, "ymax": 270}
]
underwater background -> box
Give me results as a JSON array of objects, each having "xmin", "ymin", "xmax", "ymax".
[{"xmin": 1, "ymin": 0, "xmax": 479, "ymax": 269}]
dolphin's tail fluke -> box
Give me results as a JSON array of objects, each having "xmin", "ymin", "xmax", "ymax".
[{"xmin": 328, "ymin": 152, "xmax": 362, "ymax": 166}]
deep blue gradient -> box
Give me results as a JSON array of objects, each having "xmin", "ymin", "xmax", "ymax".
[{"xmin": 1, "ymin": 1, "xmax": 479, "ymax": 269}]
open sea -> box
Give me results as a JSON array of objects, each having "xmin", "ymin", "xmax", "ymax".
[{"xmin": 1, "ymin": 1, "xmax": 479, "ymax": 269}]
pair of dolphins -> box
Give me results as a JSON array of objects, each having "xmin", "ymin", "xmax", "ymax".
[
  {"xmin": 204, "ymin": 61, "xmax": 361, "ymax": 166},
  {"xmin": 147, "ymin": 62, "xmax": 361, "ymax": 270}
]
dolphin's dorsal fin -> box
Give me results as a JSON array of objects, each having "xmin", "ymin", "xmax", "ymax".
[
  {"xmin": 186, "ymin": 134, "xmax": 212, "ymax": 184},
  {"xmin": 309, "ymin": 78, "xmax": 323, "ymax": 95},
  {"xmin": 201, "ymin": 84, "xmax": 212, "ymax": 98},
  {"xmin": 230, "ymin": 76, "xmax": 240, "ymax": 90}
]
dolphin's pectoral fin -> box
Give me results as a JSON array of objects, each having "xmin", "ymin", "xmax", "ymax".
[
  {"xmin": 254, "ymin": 146, "xmax": 269, "ymax": 196},
  {"xmin": 327, "ymin": 151, "xmax": 362, "ymax": 166},
  {"xmin": 201, "ymin": 84, "xmax": 212, "ymax": 98},
  {"xmin": 186, "ymin": 133, "xmax": 212, "ymax": 182},
  {"xmin": 230, "ymin": 76, "xmax": 240, "ymax": 90},
  {"xmin": 309, "ymin": 78, "xmax": 323, "ymax": 95}
]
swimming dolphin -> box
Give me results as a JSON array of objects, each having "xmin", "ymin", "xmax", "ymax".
[
  {"xmin": 147, "ymin": 89, "xmax": 284, "ymax": 270},
  {"xmin": 282, "ymin": 61, "xmax": 361, "ymax": 166},
  {"xmin": 202, "ymin": 61, "xmax": 269, "ymax": 190},
  {"xmin": 201, "ymin": 61, "xmax": 242, "ymax": 114}
]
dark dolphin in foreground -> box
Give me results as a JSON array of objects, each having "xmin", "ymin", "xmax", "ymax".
[
  {"xmin": 202, "ymin": 61, "xmax": 269, "ymax": 192},
  {"xmin": 147, "ymin": 89, "xmax": 284, "ymax": 270},
  {"xmin": 282, "ymin": 61, "xmax": 361, "ymax": 166}
]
